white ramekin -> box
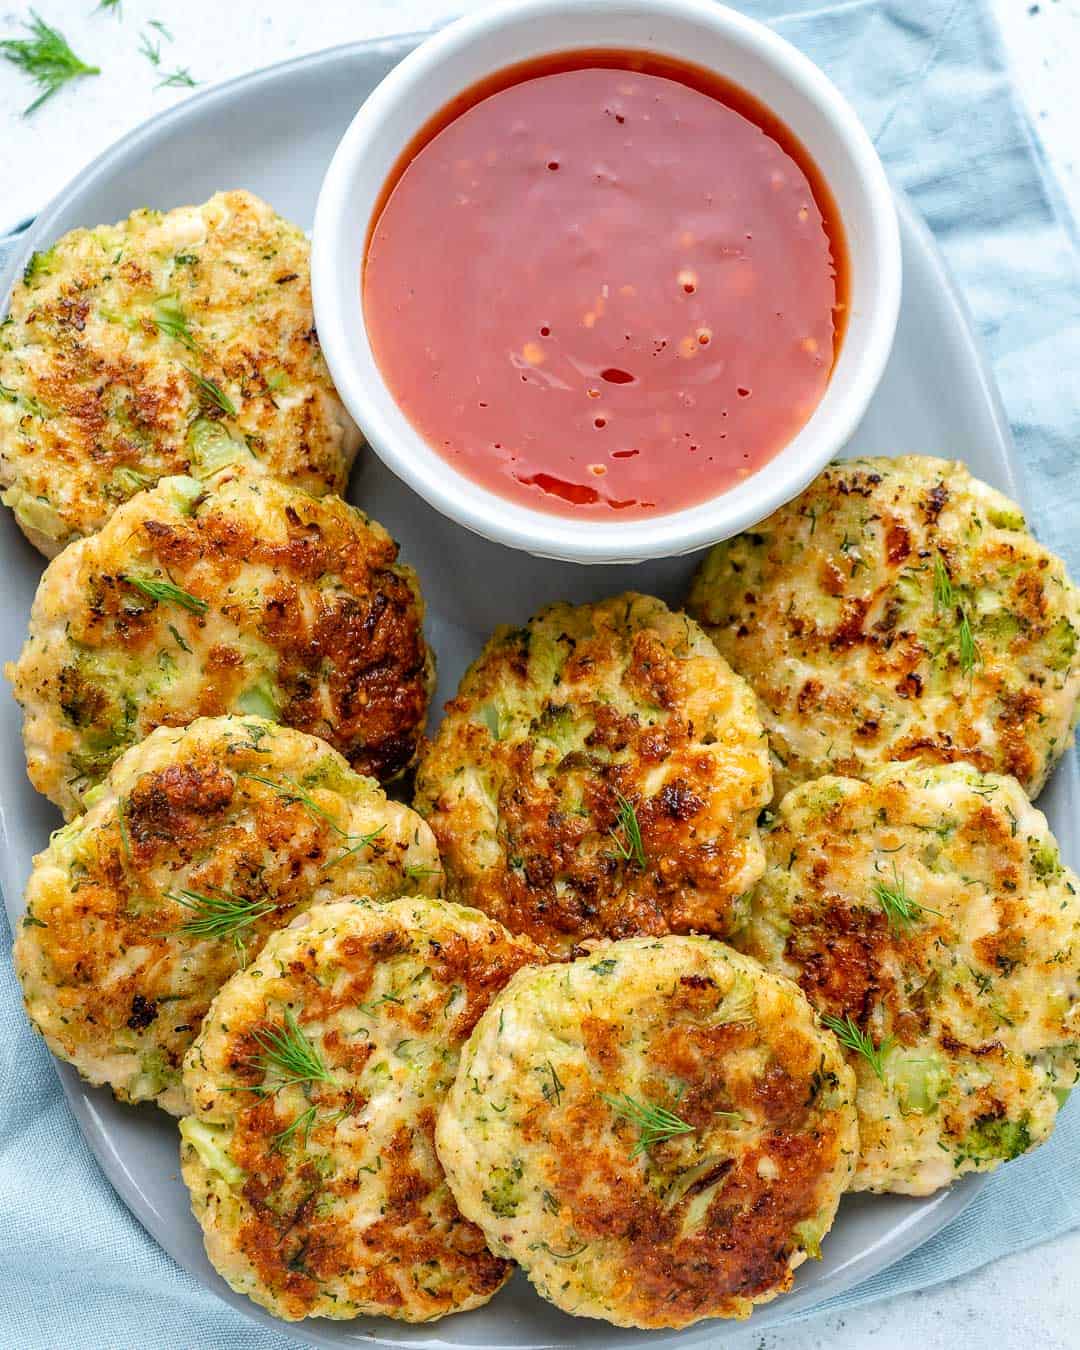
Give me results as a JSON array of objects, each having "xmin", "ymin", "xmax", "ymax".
[{"xmin": 312, "ymin": 0, "xmax": 901, "ymax": 564}]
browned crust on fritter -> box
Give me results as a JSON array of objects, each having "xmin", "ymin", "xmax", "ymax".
[
  {"xmin": 415, "ymin": 595, "xmax": 770, "ymax": 957},
  {"xmin": 0, "ymin": 191, "xmax": 357, "ymax": 551},
  {"xmin": 686, "ymin": 457, "xmax": 1080, "ymax": 799},
  {"xmin": 734, "ymin": 763, "xmax": 1080, "ymax": 1192},
  {"xmin": 9, "ymin": 472, "xmax": 434, "ymax": 814},
  {"xmin": 15, "ymin": 719, "xmax": 440, "ymax": 1112},
  {"xmin": 532, "ymin": 989, "xmax": 842, "ymax": 1320},
  {"xmin": 438, "ymin": 937, "xmax": 857, "ymax": 1327},
  {"xmin": 185, "ymin": 899, "xmax": 540, "ymax": 1321}
]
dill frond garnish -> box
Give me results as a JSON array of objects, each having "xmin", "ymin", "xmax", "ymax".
[
  {"xmin": 148, "ymin": 19, "xmax": 171, "ymax": 38},
  {"xmin": 164, "ymin": 888, "xmax": 277, "ymax": 965},
  {"xmin": 1, "ymin": 11, "xmax": 100, "ymax": 114},
  {"xmin": 602, "ymin": 1092, "xmax": 695, "ymax": 1156},
  {"xmin": 240, "ymin": 773, "xmax": 385, "ymax": 868},
  {"xmin": 241, "ymin": 773, "xmax": 349, "ymax": 835},
  {"xmin": 404, "ymin": 863, "xmax": 441, "ymax": 882},
  {"xmin": 247, "ymin": 1008, "xmax": 335, "ymax": 1094},
  {"xmin": 933, "ymin": 551, "xmax": 980, "ymax": 676},
  {"xmin": 872, "ymin": 864, "xmax": 942, "ymax": 933},
  {"xmin": 270, "ymin": 1103, "xmax": 318, "ymax": 1152},
  {"xmin": 609, "ymin": 790, "xmax": 646, "ymax": 870},
  {"xmin": 319, "ymin": 826, "xmax": 386, "ymax": 872},
  {"xmin": 185, "ymin": 367, "xmax": 237, "ymax": 416},
  {"xmin": 821, "ymin": 1013, "xmax": 893, "ymax": 1083},
  {"xmin": 932, "ymin": 554, "xmax": 954, "ymax": 611},
  {"xmin": 122, "ymin": 573, "xmax": 208, "ymax": 615},
  {"xmin": 138, "ymin": 31, "xmax": 161, "ymax": 66},
  {"xmin": 958, "ymin": 610, "xmax": 981, "ymax": 676},
  {"xmin": 157, "ymin": 66, "xmax": 198, "ymax": 89},
  {"xmin": 97, "ymin": 0, "xmax": 122, "ymax": 15},
  {"xmin": 152, "ymin": 295, "xmax": 198, "ymax": 349}
]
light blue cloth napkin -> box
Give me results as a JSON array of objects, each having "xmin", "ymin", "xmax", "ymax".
[{"xmin": 2, "ymin": 1, "xmax": 1080, "ymax": 1345}]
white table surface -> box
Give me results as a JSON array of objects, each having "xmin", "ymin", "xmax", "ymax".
[{"xmin": 1, "ymin": 2, "xmax": 1078, "ymax": 1347}]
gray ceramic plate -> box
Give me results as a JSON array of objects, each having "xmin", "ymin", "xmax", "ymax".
[{"xmin": 1, "ymin": 32, "xmax": 1076, "ymax": 1350}]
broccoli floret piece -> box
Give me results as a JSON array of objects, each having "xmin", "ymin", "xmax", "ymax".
[
  {"xmin": 963, "ymin": 1113, "xmax": 1031, "ymax": 1163},
  {"xmin": 482, "ymin": 1159, "xmax": 524, "ymax": 1218}
]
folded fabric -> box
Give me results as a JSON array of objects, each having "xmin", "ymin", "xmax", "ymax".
[{"xmin": 2, "ymin": 1, "xmax": 1079, "ymax": 1345}]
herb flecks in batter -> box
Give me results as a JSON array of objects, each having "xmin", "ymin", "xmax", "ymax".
[
  {"xmin": 539, "ymin": 1060, "xmax": 564, "ymax": 1106},
  {"xmin": 821, "ymin": 1013, "xmax": 893, "ymax": 1083},
  {"xmin": 603, "ymin": 1092, "xmax": 695, "ymax": 1156}
]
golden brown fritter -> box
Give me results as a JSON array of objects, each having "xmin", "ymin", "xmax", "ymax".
[
  {"xmin": 687, "ymin": 456, "xmax": 1080, "ymax": 799},
  {"xmin": 0, "ymin": 190, "xmax": 360, "ymax": 555},
  {"xmin": 7, "ymin": 470, "xmax": 434, "ymax": 816},
  {"xmin": 437, "ymin": 935, "xmax": 857, "ymax": 1327},
  {"xmin": 14, "ymin": 717, "xmax": 442, "ymax": 1115},
  {"xmin": 734, "ymin": 763, "xmax": 1080, "ymax": 1194},
  {"xmin": 414, "ymin": 593, "xmax": 771, "ymax": 957},
  {"xmin": 180, "ymin": 896, "xmax": 541, "ymax": 1321}
]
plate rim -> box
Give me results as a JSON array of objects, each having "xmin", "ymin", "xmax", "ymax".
[{"xmin": 1, "ymin": 29, "xmax": 1068, "ymax": 1350}]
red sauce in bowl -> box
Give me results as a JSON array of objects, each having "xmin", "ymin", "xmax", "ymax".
[{"xmin": 363, "ymin": 51, "xmax": 847, "ymax": 518}]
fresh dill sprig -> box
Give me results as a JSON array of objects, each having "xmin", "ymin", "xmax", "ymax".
[
  {"xmin": 602, "ymin": 1092, "xmax": 695, "ymax": 1156},
  {"xmin": 872, "ymin": 864, "xmax": 942, "ymax": 933},
  {"xmin": 184, "ymin": 367, "xmax": 237, "ymax": 416},
  {"xmin": 148, "ymin": 19, "xmax": 172, "ymax": 39},
  {"xmin": 958, "ymin": 610, "xmax": 981, "ymax": 676},
  {"xmin": 97, "ymin": 0, "xmax": 122, "ymax": 15},
  {"xmin": 320, "ymin": 826, "xmax": 386, "ymax": 872},
  {"xmin": 821, "ymin": 1013, "xmax": 893, "ymax": 1083},
  {"xmin": 933, "ymin": 554, "xmax": 954, "ymax": 611},
  {"xmin": 157, "ymin": 66, "xmax": 198, "ymax": 89},
  {"xmin": 241, "ymin": 776, "xmax": 386, "ymax": 871},
  {"xmin": 247, "ymin": 1008, "xmax": 335, "ymax": 1094},
  {"xmin": 164, "ymin": 888, "xmax": 277, "ymax": 965},
  {"xmin": 609, "ymin": 790, "xmax": 646, "ymax": 869},
  {"xmin": 933, "ymin": 551, "xmax": 980, "ymax": 676},
  {"xmin": 270, "ymin": 1103, "xmax": 318, "ymax": 1152},
  {"xmin": 152, "ymin": 295, "xmax": 198, "ymax": 349},
  {"xmin": 138, "ymin": 31, "xmax": 161, "ymax": 66},
  {"xmin": 241, "ymin": 773, "xmax": 352, "ymax": 837},
  {"xmin": 1, "ymin": 11, "xmax": 100, "ymax": 114},
  {"xmin": 122, "ymin": 573, "xmax": 208, "ymax": 615},
  {"xmin": 404, "ymin": 862, "xmax": 441, "ymax": 883}
]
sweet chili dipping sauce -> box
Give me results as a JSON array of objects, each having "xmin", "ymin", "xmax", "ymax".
[{"xmin": 363, "ymin": 52, "xmax": 848, "ymax": 517}]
